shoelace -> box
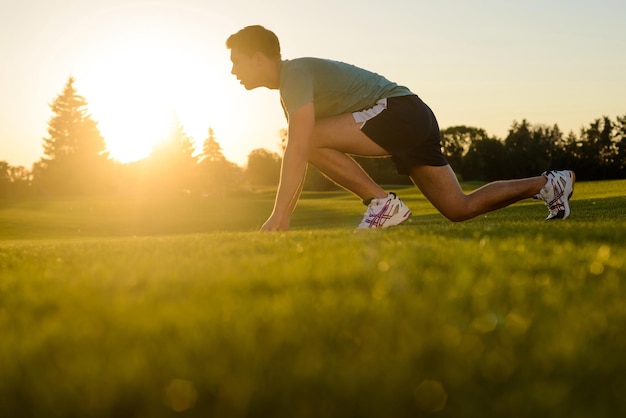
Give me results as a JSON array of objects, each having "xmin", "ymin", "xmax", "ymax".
[
  {"xmin": 365, "ymin": 199, "xmax": 393, "ymax": 228},
  {"xmin": 547, "ymin": 177, "xmax": 566, "ymax": 210}
]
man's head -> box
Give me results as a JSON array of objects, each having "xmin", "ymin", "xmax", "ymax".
[{"xmin": 226, "ymin": 25, "xmax": 281, "ymax": 90}]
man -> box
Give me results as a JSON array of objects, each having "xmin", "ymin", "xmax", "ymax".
[{"xmin": 226, "ymin": 25, "xmax": 575, "ymax": 232}]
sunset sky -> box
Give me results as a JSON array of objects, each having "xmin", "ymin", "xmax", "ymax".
[{"xmin": 1, "ymin": 0, "xmax": 624, "ymax": 167}]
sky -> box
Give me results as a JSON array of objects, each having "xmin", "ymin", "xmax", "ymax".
[{"xmin": 1, "ymin": 0, "xmax": 624, "ymax": 168}]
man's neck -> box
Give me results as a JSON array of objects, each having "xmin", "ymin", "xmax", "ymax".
[{"xmin": 265, "ymin": 59, "xmax": 282, "ymax": 90}]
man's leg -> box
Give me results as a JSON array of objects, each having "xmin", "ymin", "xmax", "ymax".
[
  {"xmin": 305, "ymin": 112, "xmax": 548, "ymax": 222},
  {"xmin": 307, "ymin": 113, "xmax": 391, "ymax": 201},
  {"xmin": 409, "ymin": 164, "xmax": 546, "ymax": 222}
]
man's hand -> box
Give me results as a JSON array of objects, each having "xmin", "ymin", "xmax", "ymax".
[
  {"xmin": 260, "ymin": 212, "xmax": 290, "ymax": 232},
  {"xmin": 262, "ymin": 101, "xmax": 315, "ymax": 232}
]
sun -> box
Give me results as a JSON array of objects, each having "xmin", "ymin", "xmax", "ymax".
[
  {"xmin": 76, "ymin": 11, "xmax": 244, "ymax": 163},
  {"xmin": 86, "ymin": 60, "xmax": 175, "ymax": 163}
]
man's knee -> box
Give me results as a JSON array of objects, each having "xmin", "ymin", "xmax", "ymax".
[
  {"xmin": 439, "ymin": 200, "xmax": 478, "ymax": 222},
  {"xmin": 443, "ymin": 210, "xmax": 473, "ymax": 223},
  {"xmin": 429, "ymin": 196, "xmax": 476, "ymax": 222}
]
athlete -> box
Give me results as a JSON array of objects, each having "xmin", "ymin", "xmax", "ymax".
[{"xmin": 226, "ymin": 25, "xmax": 575, "ymax": 232}]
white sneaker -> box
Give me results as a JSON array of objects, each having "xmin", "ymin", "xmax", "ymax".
[
  {"xmin": 536, "ymin": 170, "xmax": 575, "ymax": 220},
  {"xmin": 357, "ymin": 192, "xmax": 412, "ymax": 229}
]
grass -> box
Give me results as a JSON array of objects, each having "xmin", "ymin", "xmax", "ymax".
[{"xmin": 1, "ymin": 180, "xmax": 625, "ymax": 417}]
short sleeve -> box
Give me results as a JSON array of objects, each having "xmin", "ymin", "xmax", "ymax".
[{"xmin": 280, "ymin": 62, "xmax": 314, "ymax": 117}]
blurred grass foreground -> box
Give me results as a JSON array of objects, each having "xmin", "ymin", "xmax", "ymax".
[{"xmin": 0, "ymin": 180, "xmax": 625, "ymax": 418}]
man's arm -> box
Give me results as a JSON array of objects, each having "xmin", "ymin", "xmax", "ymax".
[{"xmin": 261, "ymin": 101, "xmax": 315, "ymax": 231}]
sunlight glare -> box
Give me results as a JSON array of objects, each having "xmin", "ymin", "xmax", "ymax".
[{"xmin": 78, "ymin": 18, "xmax": 241, "ymax": 163}]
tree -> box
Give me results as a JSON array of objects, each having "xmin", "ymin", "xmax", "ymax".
[
  {"xmin": 1, "ymin": 161, "xmax": 32, "ymax": 198},
  {"xmin": 201, "ymin": 128, "xmax": 226, "ymax": 163},
  {"xmin": 0, "ymin": 161, "xmax": 10, "ymax": 197},
  {"xmin": 551, "ymin": 130, "xmax": 579, "ymax": 174},
  {"xmin": 615, "ymin": 115, "xmax": 626, "ymax": 174},
  {"xmin": 197, "ymin": 128, "xmax": 242, "ymax": 195},
  {"xmin": 146, "ymin": 115, "xmax": 198, "ymax": 194},
  {"xmin": 577, "ymin": 116, "xmax": 618, "ymax": 179},
  {"xmin": 34, "ymin": 76, "xmax": 111, "ymax": 195},
  {"xmin": 245, "ymin": 149, "xmax": 281, "ymax": 186},
  {"xmin": 504, "ymin": 120, "xmax": 556, "ymax": 178},
  {"xmin": 462, "ymin": 137, "xmax": 507, "ymax": 181},
  {"xmin": 279, "ymin": 128, "xmax": 288, "ymax": 153},
  {"xmin": 8, "ymin": 165, "xmax": 31, "ymax": 198},
  {"xmin": 441, "ymin": 126, "xmax": 491, "ymax": 177}
]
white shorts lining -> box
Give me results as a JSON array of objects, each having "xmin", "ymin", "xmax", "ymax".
[{"xmin": 352, "ymin": 98, "xmax": 388, "ymax": 129}]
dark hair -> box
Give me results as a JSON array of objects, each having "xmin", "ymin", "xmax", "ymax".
[{"xmin": 226, "ymin": 25, "xmax": 281, "ymax": 59}]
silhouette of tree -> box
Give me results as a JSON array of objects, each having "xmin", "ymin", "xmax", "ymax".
[
  {"xmin": 441, "ymin": 126, "xmax": 491, "ymax": 178},
  {"xmin": 0, "ymin": 161, "xmax": 10, "ymax": 197},
  {"xmin": 615, "ymin": 115, "xmax": 626, "ymax": 174},
  {"xmin": 0, "ymin": 162, "xmax": 30, "ymax": 198},
  {"xmin": 198, "ymin": 128, "xmax": 242, "ymax": 195},
  {"xmin": 33, "ymin": 76, "xmax": 111, "ymax": 195},
  {"xmin": 279, "ymin": 128, "xmax": 288, "ymax": 153},
  {"xmin": 504, "ymin": 120, "xmax": 555, "ymax": 178},
  {"xmin": 201, "ymin": 128, "xmax": 225, "ymax": 162},
  {"xmin": 463, "ymin": 136, "xmax": 507, "ymax": 181},
  {"xmin": 9, "ymin": 165, "xmax": 31, "ymax": 197},
  {"xmin": 245, "ymin": 149, "xmax": 281, "ymax": 186},
  {"xmin": 147, "ymin": 115, "xmax": 198, "ymax": 194},
  {"xmin": 577, "ymin": 116, "xmax": 618, "ymax": 179}
]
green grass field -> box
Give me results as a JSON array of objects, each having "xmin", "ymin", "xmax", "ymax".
[{"xmin": 1, "ymin": 180, "xmax": 625, "ymax": 418}]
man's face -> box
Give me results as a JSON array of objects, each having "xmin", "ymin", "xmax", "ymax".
[{"xmin": 230, "ymin": 48, "xmax": 262, "ymax": 90}]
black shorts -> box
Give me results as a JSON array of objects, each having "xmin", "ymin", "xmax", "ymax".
[{"xmin": 353, "ymin": 95, "xmax": 448, "ymax": 175}]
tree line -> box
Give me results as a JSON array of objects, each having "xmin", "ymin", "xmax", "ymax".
[{"xmin": 1, "ymin": 76, "xmax": 624, "ymax": 198}]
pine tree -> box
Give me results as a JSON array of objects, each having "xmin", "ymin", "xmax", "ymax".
[
  {"xmin": 147, "ymin": 115, "xmax": 198, "ymax": 194},
  {"xmin": 150, "ymin": 115, "xmax": 196, "ymax": 165},
  {"xmin": 200, "ymin": 128, "xmax": 225, "ymax": 163},
  {"xmin": 198, "ymin": 128, "xmax": 241, "ymax": 195},
  {"xmin": 35, "ymin": 76, "xmax": 111, "ymax": 195}
]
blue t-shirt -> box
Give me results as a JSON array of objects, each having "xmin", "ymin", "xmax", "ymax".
[{"xmin": 279, "ymin": 57, "xmax": 413, "ymax": 120}]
